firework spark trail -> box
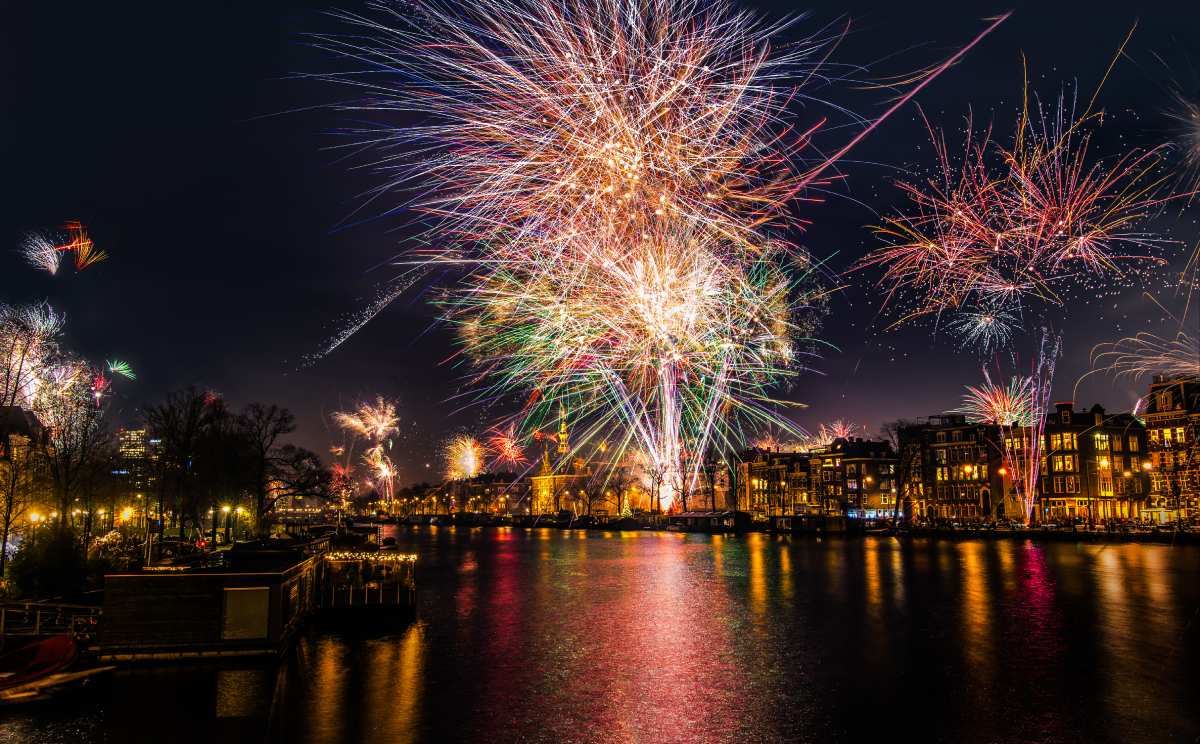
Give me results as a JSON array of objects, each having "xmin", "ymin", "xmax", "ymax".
[
  {"xmin": 315, "ymin": 0, "xmax": 1007, "ymax": 509},
  {"xmin": 857, "ymin": 87, "xmax": 1186, "ymax": 346},
  {"xmin": 58, "ymin": 221, "xmax": 107, "ymax": 271},
  {"xmin": 1090, "ymin": 330, "xmax": 1200, "ymax": 380}
]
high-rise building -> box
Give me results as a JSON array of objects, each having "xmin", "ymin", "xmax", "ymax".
[{"xmin": 114, "ymin": 427, "xmax": 159, "ymax": 499}]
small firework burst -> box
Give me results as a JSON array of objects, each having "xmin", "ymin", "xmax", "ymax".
[
  {"xmin": 21, "ymin": 231, "xmax": 62, "ymax": 275},
  {"xmin": 58, "ymin": 221, "xmax": 107, "ymax": 271},
  {"xmin": 858, "ymin": 85, "xmax": 1183, "ymax": 344},
  {"xmin": 487, "ymin": 424, "xmax": 527, "ymax": 468},
  {"xmin": 106, "ymin": 359, "xmax": 136, "ymax": 380},
  {"xmin": 333, "ymin": 396, "xmax": 400, "ymax": 442},
  {"xmin": 955, "ymin": 373, "xmax": 1036, "ymax": 426},
  {"xmin": 946, "ymin": 304, "xmax": 1018, "ymax": 354},
  {"xmin": 444, "ymin": 434, "xmax": 484, "ymax": 480},
  {"xmin": 1166, "ymin": 90, "xmax": 1200, "ymax": 198}
]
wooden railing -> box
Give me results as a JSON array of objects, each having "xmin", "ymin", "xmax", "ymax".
[{"xmin": 0, "ymin": 602, "xmax": 102, "ymax": 642}]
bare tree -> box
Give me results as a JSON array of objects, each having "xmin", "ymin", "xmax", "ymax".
[
  {"xmin": 237, "ymin": 404, "xmax": 329, "ymax": 533},
  {"xmin": 35, "ymin": 368, "xmax": 108, "ymax": 527},
  {"xmin": 879, "ymin": 419, "xmax": 921, "ymax": 524},
  {"xmin": 146, "ymin": 387, "xmax": 217, "ymax": 551}
]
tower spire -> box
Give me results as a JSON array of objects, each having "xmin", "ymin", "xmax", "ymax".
[{"xmin": 557, "ymin": 403, "xmax": 569, "ymax": 456}]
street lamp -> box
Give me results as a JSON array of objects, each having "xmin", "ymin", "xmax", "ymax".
[{"xmin": 222, "ymin": 505, "xmax": 232, "ymax": 543}]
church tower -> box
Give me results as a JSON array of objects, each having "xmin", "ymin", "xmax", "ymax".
[{"xmin": 557, "ymin": 404, "xmax": 569, "ymax": 456}]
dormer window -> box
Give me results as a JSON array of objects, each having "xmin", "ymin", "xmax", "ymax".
[{"xmin": 1061, "ymin": 410, "xmax": 1071, "ymax": 424}]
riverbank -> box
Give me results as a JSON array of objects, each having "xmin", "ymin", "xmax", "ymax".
[{"xmin": 363, "ymin": 515, "xmax": 1200, "ymax": 545}]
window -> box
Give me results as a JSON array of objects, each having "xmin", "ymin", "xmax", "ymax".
[
  {"xmin": 846, "ymin": 464, "xmax": 858, "ymax": 475},
  {"xmin": 1133, "ymin": 478, "xmax": 1142, "ymax": 494},
  {"xmin": 1065, "ymin": 476, "xmax": 1079, "ymax": 493},
  {"xmin": 979, "ymin": 464, "xmax": 988, "ymax": 479},
  {"xmin": 936, "ymin": 450, "xmax": 947, "ymax": 464},
  {"xmin": 1157, "ymin": 391, "xmax": 1172, "ymax": 411},
  {"xmin": 222, "ymin": 587, "xmax": 270, "ymax": 640},
  {"xmin": 1128, "ymin": 436, "xmax": 1139, "ymax": 452},
  {"xmin": 1162, "ymin": 428, "xmax": 1174, "ymax": 444},
  {"xmin": 846, "ymin": 479, "xmax": 859, "ymax": 491},
  {"xmin": 1094, "ymin": 433, "xmax": 1110, "ymax": 450},
  {"xmin": 1063, "ymin": 433, "xmax": 1077, "ymax": 450},
  {"xmin": 952, "ymin": 430, "xmax": 961, "ymax": 442},
  {"xmin": 1051, "ymin": 433, "xmax": 1062, "ymax": 450},
  {"xmin": 1150, "ymin": 429, "xmax": 1160, "ymax": 443},
  {"xmin": 1175, "ymin": 427, "xmax": 1187, "ymax": 443},
  {"xmin": 1062, "ymin": 410, "xmax": 1072, "ymax": 423},
  {"xmin": 937, "ymin": 432, "xmax": 946, "ymax": 443},
  {"xmin": 936, "ymin": 467, "xmax": 948, "ymax": 482},
  {"xmin": 1112, "ymin": 436, "xmax": 1122, "ymax": 452},
  {"xmin": 1053, "ymin": 477, "xmax": 1064, "ymax": 493}
]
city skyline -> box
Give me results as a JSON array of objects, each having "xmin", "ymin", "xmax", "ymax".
[{"xmin": 2, "ymin": 1, "xmax": 1197, "ymax": 482}]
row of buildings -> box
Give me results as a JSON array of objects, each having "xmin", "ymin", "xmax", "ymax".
[
  {"xmin": 737, "ymin": 375, "xmax": 1198, "ymax": 525},
  {"xmin": 422, "ymin": 375, "xmax": 1198, "ymax": 526},
  {"xmin": 52, "ymin": 375, "xmax": 1198, "ymax": 528}
]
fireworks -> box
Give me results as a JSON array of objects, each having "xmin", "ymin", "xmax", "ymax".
[
  {"xmin": 487, "ymin": 424, "xmax": 527, "ymax": 468},
  {"xmin": 858, "ymin": 89, "xmax": 1180, "ymax": 346},
  {"xmin": 314, "ymin": 0, "xmax": 1007, "ymax": 510},
  {"xmin": 1090, "ymin": 330, "xmax": 1200, "ymax": 380},
  {"xmin": 946, "ymin": 305, "xmax": 1017, "ymax": 355},
  {"xmin": 953, "ymin": 332, "xmax": 1061, "ymax": 522},
  {"xmin": 333, "ymin": 396, "xmax": 400, "ymax": 441},
  {"xmin": 58, "ymin": 221, "xmax": 107, "ymax": 271},
  {"xmin": 956, "ymin": 373, "xmax": 1035, "ymax": 427},
  {"xmin": 21, "ymin": 232, "xmax": 62, "ymax": 276},
  {"xmin": 1166, "ymin": 90, "xmax": 1200, "ymax": 199},
  {"xmin": 333, "ymin": 396, "xmax": 403, "ymax": 507},
  {"xmin": 444, "ymin": 434, "xmax": 484, "ymax": 480},
  {"xmin": 107, "ymin": 359, "xmax": 136, "ymax": 380}
]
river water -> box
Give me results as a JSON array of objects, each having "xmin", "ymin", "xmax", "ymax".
[{"xmin": 3, "ymin": 528, "xmax": 1198, "ymax": 743}]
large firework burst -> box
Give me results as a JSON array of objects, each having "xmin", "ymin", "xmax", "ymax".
[{"xmin": 314, "ymin": 0, "xmax": 1006, "ymax": 508}]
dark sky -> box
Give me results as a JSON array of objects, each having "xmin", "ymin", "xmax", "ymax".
[{"xmin": 3, "ymin": 1, "xmax": 1198, "ymax": 483}]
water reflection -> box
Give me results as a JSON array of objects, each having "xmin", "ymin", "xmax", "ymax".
[{"xmin": 3, "ymin": 531, "xmax": 1198, "ymax": 744}]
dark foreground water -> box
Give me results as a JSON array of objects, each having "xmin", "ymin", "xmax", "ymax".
[{"xmin": 3, "ymin": 528, "xmax": 1199, "ymax": 744}]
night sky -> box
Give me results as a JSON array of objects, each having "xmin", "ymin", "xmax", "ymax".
[{"xmin": 3, "ymin": 1, "xmax": 1198, "ymax": 483}]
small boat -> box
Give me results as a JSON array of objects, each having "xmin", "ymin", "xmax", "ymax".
[
  {"xmin": 0, "ymin": 635, "xmax": 78, "ymax": 691},
  {"xmin": 0, "ymin": 635, "xmax": 113, "ymax": 704}
]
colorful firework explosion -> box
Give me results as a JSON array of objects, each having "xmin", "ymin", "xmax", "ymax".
[
  {"xmin": 858, "ymin": 87, "xmax": 1184, "ymax": 345},
  {"xmin": 487, "ymin": 423, "xmax": 528, "ymax": 468},
  {"xmin": 444, "ymin": 434, "xmax": 484, "ymax": 480},
  {"xmin": 314, "ymin": 0, "xmax": 1007, "ymax": 508},
  {"xmin": 58, "ymin": 221, "xmax": 107, "ymax": 271}
]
